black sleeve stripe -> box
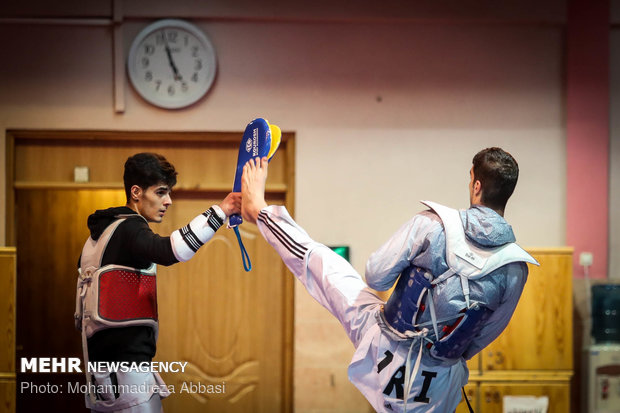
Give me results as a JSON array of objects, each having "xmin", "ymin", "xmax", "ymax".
[
  {"xmin": 257, "ymin": 211, "xmax": 307, "ymax": 260},
  {"xmin": 180, "ymin": 225, "xmax": 203, "ymax": 252},
  {"xmin": 258, "ymin": 212, "xmax": 307, "ymax": 257},
  {"xmin": 202, "ymin": 207, "xmax": 223, "ymax": 231},
  {"xmin": 259, "ymin": 212, "xmax": 307, "ymax": 255},
  {"xmin": 259, "ymin": 216, "xmax": 304, "ymax": 260},
  {"xmin": 208, "ymin": 214, "xmax": 222, "ymax": 231}
]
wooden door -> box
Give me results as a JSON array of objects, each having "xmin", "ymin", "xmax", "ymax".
[
  {"xmin": 481, "ymin": 250, "xmax": 573, "ymax": 371},
  {"xmin": 15, "ymin": 189, "xmax": 126, "ymax": 413},
  {"xmin": 155, "ymin": 196, "xmax": 289, "ymax": 412},
  {"xmin": 10, "ymin": 131, "xmax": 295, "ymax": 413}
]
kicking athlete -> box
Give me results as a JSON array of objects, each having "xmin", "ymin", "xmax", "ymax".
[
  {"xmin": 241, "ymin": 148, "xmax": 537, "ymax": 413},
  {"xmin": 75, "ymin": 153, "xmax": 241, "ymax": 412}
]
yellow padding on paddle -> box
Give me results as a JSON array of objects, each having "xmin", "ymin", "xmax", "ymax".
[{"xmin": 268, "ymin": 124, "xmax": 281, "ymax": 159}]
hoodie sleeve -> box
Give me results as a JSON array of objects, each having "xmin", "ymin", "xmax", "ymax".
[
  {"xmin": 122, "ymin": 218, "xmax": 179, "ymax": 266},
  {"xmin": 365, "ymin": 212, "xmax": 440, "ymax": 291},
  {"xmin": 112, "ymin": 206, "xmax": 227, "ymax": 267}
]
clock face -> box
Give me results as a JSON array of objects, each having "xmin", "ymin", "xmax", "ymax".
[{"xmin": 127, "ymin": 19, "xmax": 217, "ymax": 109}]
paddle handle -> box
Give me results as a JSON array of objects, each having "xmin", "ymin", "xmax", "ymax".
[{"xmin": 229, "ymin": 214, "xmax": 243, "ymax": 228}]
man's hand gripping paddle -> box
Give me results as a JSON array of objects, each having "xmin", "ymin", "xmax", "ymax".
[{"xmin": 230, "ymin": 118, "xmax": 281, "ymax": 271}]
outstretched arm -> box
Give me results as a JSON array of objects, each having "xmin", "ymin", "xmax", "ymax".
[
  {"xmin": 365, "ymin": 212, "xmax": 437, "ymax": 291},
  {"xmin": 170, "ymin": 192, "xmax": 241, "ymax": 262}
]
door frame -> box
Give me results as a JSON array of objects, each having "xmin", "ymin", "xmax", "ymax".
[{"xmin": 5, "ymin": 129, "xmax": 295, "ymax": 412}]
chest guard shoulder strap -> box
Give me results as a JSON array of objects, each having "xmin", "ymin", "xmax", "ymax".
[
  {"xmin": 421, "ymin": 201, "xmax": 538, "ymax": 281},
  {"xmin": 75, "ymin": 214, "xmax": 158, "ymax": 339}
]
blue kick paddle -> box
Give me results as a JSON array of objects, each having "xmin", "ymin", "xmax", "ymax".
[{"xmin": 229, "ymin": 118, "xmax": 281, "ymax": 271}]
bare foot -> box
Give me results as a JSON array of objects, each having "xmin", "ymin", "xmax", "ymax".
[{"xmin": 241, "ymin": 157, "xmax": 269, "ymax": 224}]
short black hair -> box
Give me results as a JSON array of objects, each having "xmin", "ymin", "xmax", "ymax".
[
  {"xmin": 472, "ymin": 147, "xmax": 519, "ymax": 211},
  {"xmin": 123, "ymin": 153, "xmax": 177, "ymax": 202}
]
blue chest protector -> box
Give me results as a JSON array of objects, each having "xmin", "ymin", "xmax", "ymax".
[{"xmin": 383, "ymin": 201, "xmax": 539, "ymax": 360}]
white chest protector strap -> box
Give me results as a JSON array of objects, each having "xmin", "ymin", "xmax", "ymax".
[
  {"xmin": 420, "ymin": 201, "xmax": 539, "ymax": 358},
  {"xmin": 422, "ymin": 200, "xmax": 538, "ymax": 294},
  {"xmin": 422, "ymin": 201, "xmax": 539, "ymax": 272},
  {"xmin": 75, "ymin": 214, "xmax": 159, "ymax": 406}
]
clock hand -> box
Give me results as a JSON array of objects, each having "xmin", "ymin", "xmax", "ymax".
[{"xmin": 162, "ymin": 30, "xmax": 183, "ymax": 81}]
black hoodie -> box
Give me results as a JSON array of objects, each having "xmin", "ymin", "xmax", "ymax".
[{"xmin": 82, "ymin": 206, "xmax": 178, "ymax": 362}]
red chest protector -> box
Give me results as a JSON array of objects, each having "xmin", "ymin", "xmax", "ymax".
[{"xmin": 74, "ymin": 215, "xmax": 158, "ymax": 340}]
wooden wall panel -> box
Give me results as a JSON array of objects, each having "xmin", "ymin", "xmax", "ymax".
[
  {"xmin": 478, "ymin": 382, "xmax": 569, "ymax": 413},
  {"xmin": 0, "ymin": 248, "xmax": 16, "ymax": 375},
  {"xmin": 13, "ymin": 132, "xmax": 289, "ymax": 191},
  {"xmin": 456, "ymin": 248, "xmax": 573, "ymax": 413},
  {"xmin": 455, "ymin": 383, "xmax": 478, "ymax": 413},
  {"xmin": 0, "ymin": 248, "xmax": 16, "ymax": 413},
  {"xmin": 0, "ymin": 380, "xmax": 15, "ymax": 413}
]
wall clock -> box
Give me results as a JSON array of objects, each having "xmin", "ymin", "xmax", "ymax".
[{"xmin": 127, "ymin": 19, "xmax": 217, "ymax": 109}]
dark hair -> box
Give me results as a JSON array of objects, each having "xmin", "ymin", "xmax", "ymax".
[
  {"xmin": 472, "ymin": 147, "xmax": 519, "ymax": 211},
  {"xmin": 123, "ymin": 153, "xmax": 177, "ymax": 202}
]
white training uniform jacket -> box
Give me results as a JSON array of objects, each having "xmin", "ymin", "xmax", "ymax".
[{"xmin": 256, "ymin": 204, "xmax": 532, "ymax": 412}]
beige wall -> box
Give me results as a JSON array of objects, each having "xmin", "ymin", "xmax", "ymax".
[{"xmin": 1, "ymin": 1, "xmax": 568, "ymax": 411}]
